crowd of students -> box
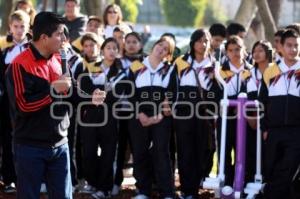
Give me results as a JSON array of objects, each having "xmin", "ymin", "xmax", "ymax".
[{"xmin": 0, "ymin": 0, "xmax": 300, "ymax": 199}]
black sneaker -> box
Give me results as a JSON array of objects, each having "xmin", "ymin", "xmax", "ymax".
[{"xmin": 4, "ymin": 182, "xmax": 16, "ymax": 193}]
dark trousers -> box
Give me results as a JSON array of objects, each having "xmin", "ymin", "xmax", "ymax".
[
  {"xmin": 114, "ymin": 112, "xmax": 131, "ymax": 186},
  {"xmin": 129, "ymin": 117, "xmax": 175, "ymax": 198},
  {"xmin": 68, "ymin": 109, "xmax": 84, "ymax": 185},
  {"xmin": 169, "ymin": 118, "xmax": 177, "ymax": 174},
  {"xmin": 292, "ymin": 164, "xmax": 300, "ymax": 199},
  {"xmin": 201, "ymin": 119, "xmax": 215, "ymax": 179},
  {"xmin": 216, "ymin": 118, "xmax": 236, "ymax": 186},
  {"xmin": 174, "ymin": 116, "xmax": 206, "ymax": 196},
  {"xmin": 0, "ymin": 100, "xmax": 16, "ymax": 185},
  {"xmin": 245, "ymin": 125, "xmax": 257, "ymax": 183},
  {"xmin": 263, "ymin": 127, "xmax": 300, "ymax": 199},
  {"xmin": 67, "ymin": 109, "xmax": 78, "ymax": 185},
  {"xmin": 81, "ymin": 115, "xmax": 117, "ymax": 193}
]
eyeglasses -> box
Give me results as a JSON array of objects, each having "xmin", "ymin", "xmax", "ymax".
[{"xmin": 108, "ymin": 10, "xmax": 117, "ymax": 14}]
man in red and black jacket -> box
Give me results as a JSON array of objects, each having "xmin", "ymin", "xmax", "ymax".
[{"xmin": 5, "ymin": 11, "xmax": 105, "ymax": 199}]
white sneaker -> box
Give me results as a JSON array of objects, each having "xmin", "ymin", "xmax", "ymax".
[
  {"xmin": 133, "ymin": 194, "xmax": 149, "ymax": 199},
  {"xmin": 40, "ymin": 183, "xmax": 47, "ymax": 193},
  {"xmin": 111, "ymin": 184, "xmax": 120, "ymax": 196},
  {"xmin": 92, "ymin": 190, "xmax": 106, "ymax": 199},
  {"xmin": 74, "ymin": 179, "xmax": 87, "ymax": 192},
  {"xmin": 79, "ymin": 184, "xmax": 96, "ymax": 194},
  {"xmin": 4, "ymin": 182, "xmax": 16, "ymax": 193}
]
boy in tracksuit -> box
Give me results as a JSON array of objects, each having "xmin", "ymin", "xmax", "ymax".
[
  {"xmin": 259, "ymin": 29, "xmax": 300, "ymax": 199},
  {"xmin": 0, "ymin": 10, "xmax": 31, "ymax": 192},
  {"xmin": 62, "ymin": 25, "xmax": 85, "ymax": 187},
  {"xmin": 206, "ymin": 36, "xmax": 253, "ymax": 186}
]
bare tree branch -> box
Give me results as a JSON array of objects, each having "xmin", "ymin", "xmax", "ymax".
[
  {"xmin": 267, "ymin": 0, "xmax": 283, "ymax": 26},
  {"xmin": 256, "ymin": 0, "xmax": 277, "ymax": 42},
  {"xmin": 234, "ymin": 0, "xmax": 258, "ymax": 31}
]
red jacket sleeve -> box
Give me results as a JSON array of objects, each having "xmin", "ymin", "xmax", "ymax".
[{"xmin": 9, "ymin": 63, "xmax": 52, "ymax": 113}]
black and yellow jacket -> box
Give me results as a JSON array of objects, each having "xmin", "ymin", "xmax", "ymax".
[
  {"xmin": 64, "ymin": 44, "xmax": 84, "ymax": 80},
  {"xmin": 244, "ymin": 66, "xmax": 264, "ymax": 100},
  {"xmin": 200, "ymin": 59, "xmax": 253, "ymax": 118},
  {"xmin": 173, "ymin": 53, "xmax": 217, "ymax": 116},
  {"xmin": 128, "ymin": 56, "xmax": 174, "ymax": 117},
  {"xmin": 79, "ymin": 57, "xmax": 126, "ymax": 123},
  {"xmin": 216, "ymin": 60, "xmax": 252, "ymax": 99},
  {"xmin": 259, "ymin": 59, "xmax": 300, "ymax": 132}
]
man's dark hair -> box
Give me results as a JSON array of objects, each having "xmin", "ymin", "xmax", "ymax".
[
  {"xmin": 227, "ymin": 22, "xmax": 246, "ymax": 37},
  {"xmin": 286, "ymin": 23, "xmax": 300, "ymax": 35},
  {"xmin": 274, "ymin": 29, "xmax": 285, "ymax": 37},
  {"xmin": 209, "ymin": 23, "xmax": 226, "ymax": 38},
  {"xmin": 32, "ymin": 11, "xmax": 65, "ymax": 41},
  {"xmin": 281, "ymin": 29, "xmax": 300, "ymax": 45}
]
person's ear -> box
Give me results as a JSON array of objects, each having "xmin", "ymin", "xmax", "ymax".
[{"xmin": 40, "ymin": 34, "xmax": 49, "ymax": 44}]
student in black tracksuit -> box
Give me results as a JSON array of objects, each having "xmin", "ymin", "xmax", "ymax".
[
  {"xmin": 128, "ymin": 36, "xmax": 176, "ymax": 199},
  {"xmin": 259, "ymin": 29, "xmax": 300, "ymax": 199},
  {"xmin": 160, "ymin": 33, "xmax": 181, "ymax": 175},
  {"xmin": 77, "ymin": 32, "xmax": 103, "ymax": 194},
  {"xmin": 79, "ymin": 36, "xmax": 126, "ymax": 199},
  {"xmin": 0, "ymin": 10, "xmax": 31, "ymax": 192},
  {"xmin": 62, "ymin": 25, "xmax": 85, "ymax": 187},
  {"xmin": 243, "ymin": 40, "xmax": 273, "ymax": 183},
  {"xmin": 112, "ymin": 32, "xmax": 145, "ymax": 195},
  {"xmin": 207, "ymin": 36, "xmax": 252, "ymax": 186},
  {"xmin": 173, "ymin": 29, "xmax": 215, "ymax": 198}
]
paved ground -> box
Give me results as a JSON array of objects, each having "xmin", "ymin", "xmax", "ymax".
[{"xmin": 0, "ymin": 169, "xmax": 215, "ymax": 198}]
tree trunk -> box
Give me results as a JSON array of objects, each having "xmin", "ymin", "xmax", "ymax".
[
  {"xmin": 53, "ymin": 0, "xmax": 58, "ymax": 13},
  {"xmin": 0, "ymin": 0, "xmax": 13, "ymax": 35},
  {"xmin": 267, "ymin": 0, "xmax": 283, "ymax": 26},
  {"xmin": 250, "ymin": 14, "xmax": 265, "ymax": 40},
  {"xmin": 115, "ymin": 0, "xmax": 120, "ymax": 5},
  {"xmin": 83, "ymin": 0, "xmax": 103, "ymax": 16},
  {"xmin": 41, "ymin": 0, "xmax": 48, "ymax": 11},
  {"xmin": 83, "ymin": 0, "xmax": 92, "ymax": 15},
  {"xmin": 256, "ymin": 0, "xmax": 277, "ymax": 42},
  {"xmin": 234, "ymin": 0, "xmax": 258, "ymax": 31}
]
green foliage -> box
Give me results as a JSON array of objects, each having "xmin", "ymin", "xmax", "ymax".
[
  {"xmin": 192, "ymin": 0, "xmax": 208, "ymax": 27},
  {"xmin": 161, "ymin": 0, "xmax": 208, "ymax": 27},
  {"xmin": 203, "ymin": 0, "xmax": 228, "ymax": 26},
  {"xmin": 120, "ymin": 0, "xmax": 140, "ymax": 23}
]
